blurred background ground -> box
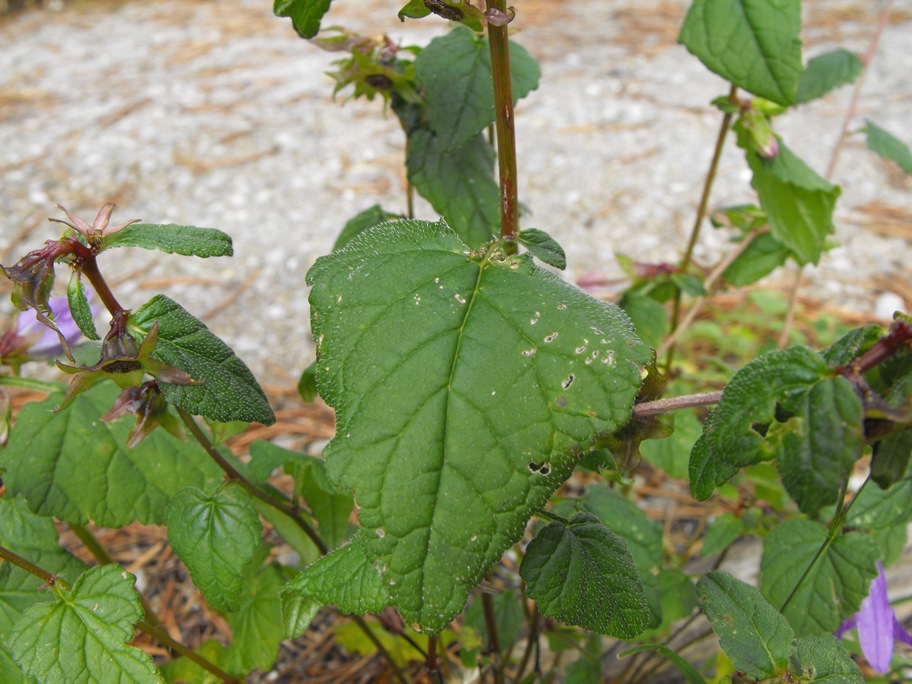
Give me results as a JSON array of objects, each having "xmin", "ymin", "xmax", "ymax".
[{"xmin": 2, "ymin": 1, "xmax": 912, "ymax": 682}]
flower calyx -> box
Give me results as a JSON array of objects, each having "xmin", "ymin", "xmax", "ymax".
[
  {"xmin": 101, "ymin": 380, "xmax": 184, "ymax": 448},
  {"xmin": 56, "ymin": 312, "xmax": 199, "ymax": 412}
]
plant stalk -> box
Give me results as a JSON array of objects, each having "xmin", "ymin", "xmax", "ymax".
[
  {"xmin": 350, "ymin": 615, "xmax": 410, "ymax": 684},
  {"xmin": 632, "ymin": 391, "xmax": 722, "ymax": 419},
  {"xmin": 482, "ymin": 590, "xmax": 505, "ymax": 684},
  {"xmin": 176, "ymin": 406, "xmax": 328, "ymax": 555},
  {"xmin": 665, "ymin": 84, "xmax": 737, "ymax": 372},
  {"xmin": 485, "ymin": 0, "xmax": 519, "ymax": 245}
]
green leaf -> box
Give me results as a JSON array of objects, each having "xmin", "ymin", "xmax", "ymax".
[
  {"xmin": 760, "ymin": 519, "xmax": 879, "ymax": 635},
  {"xmin": 166, "ymin": 485, "xmax": 263, "ymax": 613},
  {"xmin": 870, "ymin": 430, "xmax": 912, "ymax": 490},
  {"xmin": 334, "ymin": 205, "xmax": 400, "ymax": 252},
  {"xmin": 846, "ymin": 472, "xmax": 912, "ymax": 564},
  {"xmin": 772, "ymin": 376, "xmax": 864, "ymax": 514},
  {"xmin": 520, "ymin": 512, "xmax": 649, "ymax": 638},
  {"xmin": 565, "ymin": 632, "xmax": 602, "ymax": 684},
  {"xmin": 697, "ymin": 571, "xmax": 793, "ymax": 679},
  {"xmin": 247, "ymin": 439, "xmax": 310, "ymax": 483},
  {"xmin": 159, "ymin": 640, "xmax": 227, "ymax": 684},
  {"xmin": 865, "ymin": 120, "xmax": 912, "ymax": 174},
  {"xmin": 307, "ymin": 219, "xmax": 649, "ymax": 632},
  {"xmin": 297, "ymin": 361, "xmax": 319, "ymax": 402},
  {"xmin": 722, "ymin": 232, "xmax": 792, "ymax": 286},
  {"xmin": 406, "ymin": 130, "xmax": 500, "ymax": 248},
  {"xmin": 690, "ymin": 346, "xmax": 827, "ymax": 501},
  {"xmin": 517, "ymin": 228, "xmax": 567, "ymax": 270},
  {"xmin": 296, "ymin": 458, "xmax": 354, "ymax": 550},
  {"xmin": 745, "ymin": 140, "xmax": 841, "ymax": 265},
  {"xmin": 640, "ymin": 409, "xmax": 701, "ymax": 480},
  {"xmin": 67, "ymin": 270, "xmax": 99, "ymax": 340},
  {"xmin": 9, "ymin": 565, "xmax": 163, "ymax": 684},
  {"xmin": 700, "ymin": 513, "xmax": 743, "ymax": 557},
  {"xmin": 102, "ymin": 224, "xmax": 233, "ymax": 258},
  {"xmin": 273, "ymin": 0, "xmax": 332, "ymax": 39},
  {"xmin": 398, "ymin": 0, "xmax": 431, "ymax": 21},
  {"xmin": 464, "ymin": 589, "xmax": 524, "ymax": 652},
  {"xmin": 224, "ymin": 564, "xmax": 286, "ymax": 674},
  {"xmin": 678, "ymin": 0, "xmax": 803, "ymax": 106},
  {"xmin": 619, "ymin": 292, "xmax": 668, "ymax": 349},
  {"xmin": 416, "ymin": 26, "xmax": 540, "ymax": 151},
  {"xmin": 791, "ymin": 633, "xmax": 864, "ymax": 683},
  {"xmin": 280, "ymin": 587, "xmax": 320, "ymax": 640},
  {"xmin": 131, "ymin": 295, "xmax": 275, "ymax": 425},
  {"xmin": 1, "ymin": 385, "xmax": 222, "ymax": 526},
  {"xmin": 581, "ymin": 484, "xmax": 664, "ymax": 629},
  {"xmin": 795, "ymin": 49, "xmax": 863, "ymax": 104},
  {"xmin": 0, "ymin": 649, "xmax": 26, "ymax": 684},
  {"xmin": 287, "ymin": 540, "xmax": 391, "ymax": 616}
]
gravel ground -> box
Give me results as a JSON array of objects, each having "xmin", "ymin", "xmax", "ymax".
[{"xmin": 1, "ymin": 0, "xmax": 911, "ymax": 387}]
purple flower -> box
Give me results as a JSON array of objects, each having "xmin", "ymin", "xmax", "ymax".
[
  {"xmin": 1, "ymin": 296, "xmax": 91, "ymax": 365},
  {"xmin": 836, "ymin": 562, "xmax": 912, "ymax": 673}
]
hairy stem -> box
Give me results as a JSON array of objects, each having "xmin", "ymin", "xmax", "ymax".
[
  {"xmin": 176, "ymin": 406, "xmax": 328, "ymax": 555},
  {"xmin": 482, "ymin": 590, "xmax": 505, "ymax": 684},
  {"xmin": 350, "ymin": 615, "xmax": 411, "ymax": 684},
  {"xmin": 665, "ymin": 84, "xmax": 738, "ymax": 372},
  {"xmin": 632, "ymin": 390, "xmax": 722, "ymax": 419},
  {"xmin": 486, "ymin": 0, "xmax": 519, "ymax": 245}
]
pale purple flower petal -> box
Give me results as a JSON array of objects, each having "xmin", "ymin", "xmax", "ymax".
[
  {"xmin": 16, "ymin": 296, "xmax": 89, "ymax": 358},
  {"xmin": 856, "ymin": 562, "xmax": 894, "ymax": 673},
  {"xmin": 895, "ymin": 615, "xmax": 912, "ymax": 648}
]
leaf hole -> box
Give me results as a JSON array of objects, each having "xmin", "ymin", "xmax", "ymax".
[{"xmin": 562, "ymin": 373, "xmax": 576, "ymax": 389}]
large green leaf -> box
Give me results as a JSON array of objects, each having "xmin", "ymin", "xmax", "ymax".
[
  {"xmin": 746, "ymin": 141, "xmax": 840, "ymax": 265},
  {"xmin": 131, "ymin": 295, "xmax": 275, "ymax": 425},
  {"xmin": 678, "ymin": 0, "xmax": 802, "ymax": 106},
  {"xmin": 697, "ymin": 572, "xmax": 793, "ymax": 679},
  {"xmin": 224, "ymin": 564, "xmax": 288, "ymax": 674},
  {"xmin": 689, "ymin": 346, "xmax": 827, "ymax": 501},
  {"xmin": 772, "ymin": 376, "xmax": 864, "ymax": 514},
  {"xmin": 416, "ymin": 26, "xmax": 540, "ymax": 151},
  {"xmin": 865, "ymin": 120, "xmax": 912, "ymax": 174},
  {"xmin": 307, "ymin": 219, "xmax": 650, "ymax": 632},
  {"xmin": 581, "ymin": 484, "xmax": 664, "ymax": 628},
  {"xmin": 273, "ymin": 0, "xmax": 332, "ymax": 39},
  {"xmin": 520, "ymin": 512, "xmax": 648, "ymax": 638},
  {"xmin": 406, "ymin": 130, "xmax": 500, "ymax": 249},
  {"xmin": 102, "ymin": 224, "xmax": 233, "ymax": 258},
  {"xmin": 9, "ymin": 564, "xmax": 163, "ymax": 683},
  {"xmin": 795, "ymin": 49, "xmax": 863, "ymax": 104},
  {"xmin": 166, "ymin": 486, "xmax": 263, "ymax": 613},
  {"xmin": 1, "ymin": 385, "xmax": 222, "ymax": 526},
  {"xmin": 760, "ymin": 519, "xmax": 878, "ymax": 635},
  {"xmin": 288, "ymin": 541, "xmax": 391, "ymax": 616}
]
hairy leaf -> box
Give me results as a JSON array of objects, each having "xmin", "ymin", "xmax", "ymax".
[
  {"xmin": 521, "ymin": 512, "xmax": 648, "ymax": 638},
  {"xmin": 399, "ymin": 0, "xmax": 486, "ymax": 31},
  {"xmin": 865, "ymin": 120, "xmax": 912, "ymax": 174},
  {"xmin": 102, "ymin": 223, "xmax": 233, "ymax": 258},
  {"xmin": 581, "ymin": 484, "xmax": 664, "ymax": 628},
  {"xmin": 795, "ymin": 49, "xmax": 863, "ymax": 104},
  {"xmin": 690, "ymin": 346, "xmax": 827, "ymax": 501},
  {"xmin": 517, "ymin": 228, "xmax": 567, "ymax": 270},
  {"xmin": 67, "ymin": 270, "xmax": 99, "ymax": 340},
  {"xmin": 166, "ymin": 486, "xmax": 263, "ymax": 613},
  {"xmin": 132, "ymin": 295, "xmax": 275, "ymax": 425},
  {"xmin": 307, "ymin": 219, "xmax": 649, "ymax": 632},
  {"xmin": 791, "ymin": 634, "xmax": 864, "ymax": 683},
  {"xmin": 280, "ymin": 588, "xmax": 321, "ymax": 640},
  {"xmin": 746, "ymin": 141, "xmax": 840, "ymax": 265},
  {"xmin": 416, "ymin": 26, "xmax": 540, "ymax": 151},
  {"xmin": 274, "ymin": 0, "xmax": 333, "ymax": 39},
  {"xmin": 288, "ymin": 541, "xmax": 391, "ymax": 616},
  {"xmin": 722, "ymin": 232, "xmax": 792, "ymax": 286},
  {"xmin": 9, "ymin": 565, "xmax": 163, "ymax": 683},
  {"xmin": 406, "ymin": 130, "xmax": 500, "ymax": 248},
  {"xmin": 679, "ymin": 0, "xmax": 802, "ymax": 106},
  {"xmin": 772, "ymin": 376, "xmax": 864, "ymax": 514},
  {"xmin": 697, "ymin": 572, "xmax": 793, "ymax": 679},
  {"xmin": 334, "ymin": 205, "xmax": 400, "ymax": 252},
  {"xmin": 761, "ymin": 519, "xmax": 878, "ymax": 635},
  {"xmin": 1, "ymin": 385, "xmax": 222, "ymax": 526},
  {"xmin": 224, "ymin": 564, "xmax": 285, "ymax": 674}
]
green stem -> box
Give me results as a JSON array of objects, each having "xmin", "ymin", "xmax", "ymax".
[
  {"xmin": 176, "ymin": 406, "xmax": 328, "ymax": 555},
  {"xmin": 136, "ymin": 619, "xmax": 241, "ymax": 683},
  {"xmin": 0, "ymin": 543, "xmax": 58, "ymax": 586},
  {"xmin": 665, "ymin": 84, "xmax": 737, "ymax": 373},
  {"xmin": 482, "ymin": 590, "xmax": 505, "ymax": 684},
  {"xmin": 485, "ymin": 0, "xmax": 519, "ymax": 245}
]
